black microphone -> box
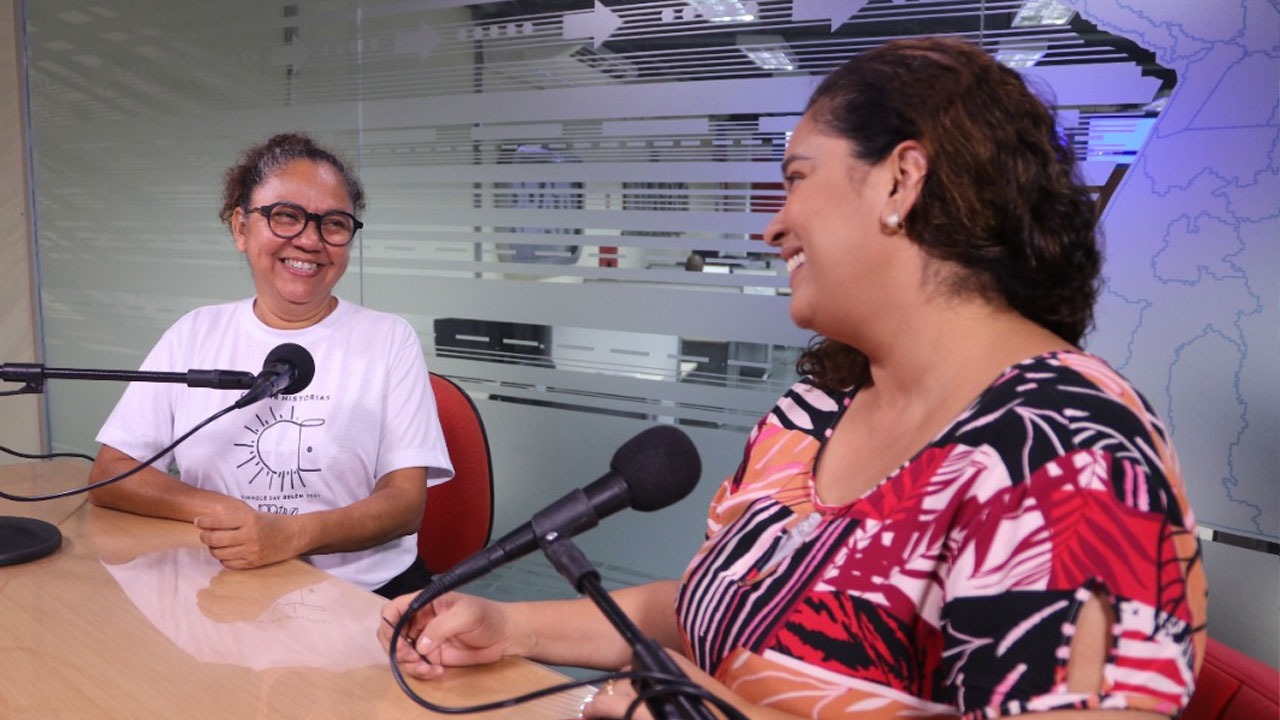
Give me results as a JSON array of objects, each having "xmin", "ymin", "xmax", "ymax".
[
  {"xmin": 233, "ymin": 343, "xmax": 316, "ymax": 409},
  {"xmin": 408, "ymin": 425, "xmax": 701, "ymax": 613}
]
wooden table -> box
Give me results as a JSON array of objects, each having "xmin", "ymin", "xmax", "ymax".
[{"xmin": 0, "ymin": 460, "xmax": 589, "ymax": 719}]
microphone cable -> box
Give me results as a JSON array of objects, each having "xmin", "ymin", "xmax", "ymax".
[
  {"xmin": 1, "ymin": 342, "xmax": 313, "ymax": 480},
  {"xmin": 0, "ymin": 401, "xmax": 239, "ymax": 502},
  {"xmin": 386, "ymin": 607, "xmax": 748, "ymax": 719},
  {"xmin": 0, "ymin": 443, "xmax": 94, "ymax": 463},
  {"xmin": 627, "ymin": 683, "xmax": 747, "ymax": 720}
]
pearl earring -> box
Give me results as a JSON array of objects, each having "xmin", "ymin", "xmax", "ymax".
[{"xmin": 885, "ymin": 213, "xmax": 901, "ymax": 232}]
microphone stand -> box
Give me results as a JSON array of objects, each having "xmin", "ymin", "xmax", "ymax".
[
  {"xmin": 0, "ymin": 362, "xmax": 257, "ymax": 567},
  {"xmin": 0, "ymin": 363, "xmax": 257, "ymax": 396},
  {"xmin": 535, "ymin": 523, "xmax": 716, "ymax": 720}
]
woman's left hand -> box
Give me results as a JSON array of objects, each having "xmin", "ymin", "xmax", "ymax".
[
  {"xmin": 580, "ymin": 676, "xmax": 648, "ymax": 720},
  {"xmin": 579, "ymin": 652, "xmax": 738, "ymax": 720}
]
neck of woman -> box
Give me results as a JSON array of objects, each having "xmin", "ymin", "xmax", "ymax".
[{"xmin": 253, "ymin": 295, "xmax": 338, "ymax": 330}]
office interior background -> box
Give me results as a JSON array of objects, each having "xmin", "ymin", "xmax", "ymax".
[{"xmin": 1, "ymin": 0, "xmax": 1275, "ymax": 667}]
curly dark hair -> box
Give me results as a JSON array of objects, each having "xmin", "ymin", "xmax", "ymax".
[
  {"xmin": 795, "ymin": 37, "xmax": 1102, "ymax": 390},
  {"xmin": 218, "ymin": 132, "xmax": 366, "ymax": 228}
]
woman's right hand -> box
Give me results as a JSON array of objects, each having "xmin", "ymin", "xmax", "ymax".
[{"xmin": 377, "ymin": 591, "xmax": 525, "ymax": 680}]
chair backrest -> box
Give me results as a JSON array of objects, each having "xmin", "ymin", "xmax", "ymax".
[
  {"xmin": 1183, "ymin": 637, "xmax": 1280, "ymax": 720},
  {"xmin": 418, "ymin": 372, "xmax": 494, "ymax": 574}
]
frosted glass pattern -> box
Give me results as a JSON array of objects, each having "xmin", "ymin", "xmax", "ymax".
[{"xmin": 30, "ymin": 1, "xmax": 1269, "ymax": 588}]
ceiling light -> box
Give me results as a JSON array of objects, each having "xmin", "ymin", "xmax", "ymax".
[
  {"xmin": 738, "ymin": 34, "xmax": 796, "ymax": 71},
  {"xmin": 995, "ymin": 44, "xmax": 1047, "ymax": 68},
  {"xmin": 687, "ymin": 0, "xmax": 758, "ymax": 23},
  {"xmin": 742, "ymin": 46, "xmax": 796, "ymax": 71},
  {"xmin": 1012, "ymin": 0, "xmax": 1077, "ymax": 27}
]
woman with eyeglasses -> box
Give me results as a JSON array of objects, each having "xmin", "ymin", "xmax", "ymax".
[{"xmin": 88, "ymin": 132, "xmax": 453, "ymax": 599}]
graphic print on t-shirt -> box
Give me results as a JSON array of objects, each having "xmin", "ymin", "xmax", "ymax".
[{"xmin": 234, "ymin": 404, "xmax": 326, "ymax": 493}]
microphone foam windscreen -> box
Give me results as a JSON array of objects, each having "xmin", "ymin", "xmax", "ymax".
[
  {"xmin": 611, "ymin": 425, "xmax": 701, "ymax": 512},
  {"xmin": 266, "ymin": 343, "xmax": 316, "ymax": 395}
]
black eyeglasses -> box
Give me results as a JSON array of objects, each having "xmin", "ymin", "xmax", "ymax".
[{"xmin": 246, "ymin": 201, "xmax": 364, "ymax": 247}]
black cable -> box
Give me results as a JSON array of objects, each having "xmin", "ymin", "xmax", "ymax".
[
  {"xmin": 0, "ymin": 402, "xmax": 238, "ymax": 502},
  {"xmin": 626, "ymin": 683, "xmax": 748, "ymax": 720},
  {"xmin": 0, "ymin": 443, "xmax": 95, "ymax": 463},
  {"xmin": 386, "ymin": 606, "xmax": 748, "ymax": 719}
]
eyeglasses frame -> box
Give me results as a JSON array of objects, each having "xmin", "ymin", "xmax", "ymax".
[{"xmin": 245, "ymin": 201, "xmax": 364, "ymax": 247}]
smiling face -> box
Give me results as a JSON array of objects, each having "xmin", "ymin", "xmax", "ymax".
[
  {"xmin": 762, "ymin": 116, "xmax": 900, "ymax": 341},
  {"xmin": 231, "ymin": 159, "xmax": 354, "ymax": 328}
]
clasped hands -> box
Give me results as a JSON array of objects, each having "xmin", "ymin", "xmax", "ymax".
[{"xmin": 195, "ymin": 501, "xmax": 301, "ymax": 570}]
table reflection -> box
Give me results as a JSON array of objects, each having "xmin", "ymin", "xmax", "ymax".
[
  {"xmin": 0, "ymin": 465, "xmax": 586, "ymax": 719},
  {"xmin": 101, "ymin": 545, "xmax": 384, "ymax": 671}
]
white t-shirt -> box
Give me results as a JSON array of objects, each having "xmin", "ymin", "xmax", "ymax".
[{"xmin": 96, "ymin": 297, "xmax": 453, "ymax": 590}]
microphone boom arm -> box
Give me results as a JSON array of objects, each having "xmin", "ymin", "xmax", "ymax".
[{"xmin": 0, "ymin": 363, "xmax": 257, "ymax": 395}]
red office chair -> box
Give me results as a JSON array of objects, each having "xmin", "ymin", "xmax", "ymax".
[
  {"xmin": 418, "ymin": 372, "xmax": 495, "ymax": 574},
  {"xmin": 1183, "ymin": 637, "xmax": 1280, "ymax": 720}
]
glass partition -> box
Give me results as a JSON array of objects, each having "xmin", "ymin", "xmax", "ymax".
[{"xmin": 24, "ymin": 1, "xmax": 1189, "ymax": 585}]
